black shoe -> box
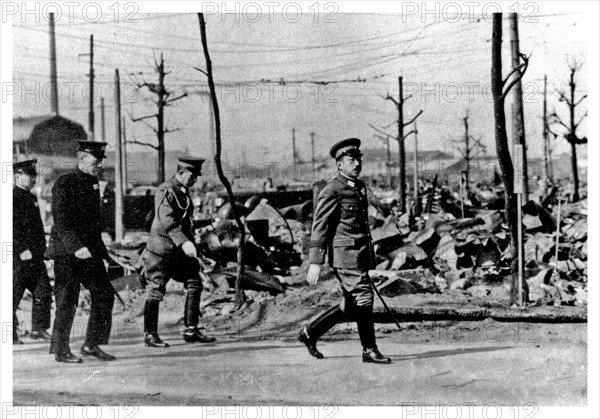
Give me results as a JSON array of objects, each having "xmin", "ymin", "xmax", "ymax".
[
  {"xmin": 298, "ymin": 326, "xmax": 324, "ymax": 359},
  {"xmin": 13, "ymin": 337, "xmax": 24, "ymax": 345},
  {"xmin": 80, "ymin": 345, "xmax": 116, "ymax": 361},
  {"xmin": 362, "ymin": 347, "xmax": 391, "ymax": 364},
  {"xmin": 55, "ymin": 352, "xmax": 83, "ymax": 363},
  {"xmin": 144, "ymin": 332, "xmax": 170, "ymax": 348},
  {"xmin": 183, "ymin": 328, "xmax": 216, "ymax": 343},
  {"xmin": 30, "ymin": 330, "xmax": 52, "ymax": 341}
]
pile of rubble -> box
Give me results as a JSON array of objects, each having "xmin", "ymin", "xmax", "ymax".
[{"xmin": 366, "ymin": 190, "xmax": 588, "ymax": 307}]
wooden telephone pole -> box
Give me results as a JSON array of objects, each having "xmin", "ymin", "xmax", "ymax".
[
  {"xmin": 509, "ymin": 13, "xmax": 529, "ymax": 199},
  {"xmin": 113, "ymin": 69, "xmax": 124, "ymax": 242}
]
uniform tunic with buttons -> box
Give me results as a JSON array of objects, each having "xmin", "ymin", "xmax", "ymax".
[
  {"xmin": 143, "ymin": 176, "xmax": 201, "ymax": 301},
  {"xmin": 46, "ymin": 169, "xmax": 114, "ymax": 354},
  {"xmin": 308, "ymin": 173, "xmax": 376, "ymax": 308}
]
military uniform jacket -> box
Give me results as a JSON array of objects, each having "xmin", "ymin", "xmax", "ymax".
[
  {"xmin": 308, "ymin": 173, "xmax": 375, "ymax": 270},
  {"xmin": 46, "ymin": 170, "xmax": 108, "ymax": 260},
  {"xmin": 145, "ymin": 176, "xmax": 194, "ymax": 257},
  {"xmin": 13, "ymin": 186, "xmax": 46, "ymax": 261}
]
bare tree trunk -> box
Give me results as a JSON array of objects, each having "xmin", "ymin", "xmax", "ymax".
[
  {"xmin": 568, "ymin": 69, "xmax": 580, "ymax": 202},
  {"xmin": 198, "ymin": 13, "xmax": 246, "ymax": 308},
  {"xmin": 157, "ymin": 57, "xmax": 166, "ymax": 184},
  {"xmin": 491, "ymin": 13, "xmax": 528, "ymax": 305},
  {"xmin": 398, "ymin": 77, "xmax": 406, "ymax": 213}
]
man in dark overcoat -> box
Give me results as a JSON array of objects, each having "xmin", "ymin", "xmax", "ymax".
[
  {"xmin": 299, "ymin": 138, "xmax": 391, "ymax": 364},
  {"xmin": 13, "ymin": 159, "xmax": 53, "ymax": 344},
  {"xmin": 46, "ymin": 141, "xmax": 115, "ymax": 363},
  {"xmin": 142, "ymin": 158, "xmax": 216, "ymax": 347}
]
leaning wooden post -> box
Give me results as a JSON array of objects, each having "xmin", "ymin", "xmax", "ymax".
[{"xmin": 197, "ymin": 13, "xmax": 246, "ymax": 308}]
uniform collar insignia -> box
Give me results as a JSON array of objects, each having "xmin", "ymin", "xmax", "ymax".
[{"xmin": 337, "ymin": 172, "xmax": 357, "ymax": 188}]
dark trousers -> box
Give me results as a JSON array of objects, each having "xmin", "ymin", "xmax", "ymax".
[
  {"xmin": 50, "ymin": 257, "xmax": 114, "ymax": 355},
  {"xmin": 13, "ymin": 260, "xmax": 53, "ymax": 333},
  {"xmin": 304, "ymin": 268, "xmax": 377, "ymax": 349},
  {"xmin": 143, "ymin": 249, "xmax": 202, "ymax": 329}
]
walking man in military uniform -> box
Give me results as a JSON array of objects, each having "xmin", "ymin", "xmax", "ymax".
[
  {"xmin": 13, "ymin": 159, "xmax": 53, "ymax": 344},
  {"xmin": 47, "ymin": 141, "xmax": 115, "ymax": 363},
  {"xmin": 298, "ymin": 138, "xmax": 391, "ymax": 364},
  {"xmin": 142, "ymin": 158, "xmax": 216, "ymax": 347}
]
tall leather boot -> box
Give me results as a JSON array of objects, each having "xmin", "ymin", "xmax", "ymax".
[
  {"xmin": 356, "ymin": 305, "xmax": 391, "ymax": 364},
  {"xmin": 144, "ymin": 300, "xmax": 169, "ymax": 348},
  {"xmin": 298, "ymin": 306, "xmax": 346, "ymax": 359},
  {"xmin": 182, "ymin": 287, "xmax": 215, "ymax": 343}
]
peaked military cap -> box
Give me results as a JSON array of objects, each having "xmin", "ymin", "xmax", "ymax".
[
  {"xmin": 78, "ymin": 140, "xmax": 107, "ymax": 159},
  {"xmin": 178, "ymin": 157, "xmax": 205, "ymax": 176},
  {"xmin": 329, "ymin": 138, "xmax": 362, "ymax": 159},
  {"xmin": 14, "ymin": 159, "xmax": 38, "ymax": 175}
]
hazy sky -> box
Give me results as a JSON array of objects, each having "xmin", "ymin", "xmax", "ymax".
[{"xmin": 10, "ymin": 2, "xmax": 592, "ymax": 166}]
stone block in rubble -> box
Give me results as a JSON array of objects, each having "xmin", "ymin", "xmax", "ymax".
[
  {"xmin": 562, "ymin": 219, "xmax": 587, "ymax": 242},
  {"xmin": 376, "ymin": 276, "xmax": 418, "ymax": 297},
  {"xmin": 389, "ymin": 244, "xmax": 428, "ymax": 270},
  {"xmin": 376, "ymin": 260, "xmax": 391, "ymax": 270},
  {"xmin": 522, "ymin": 200, "xmax": 557, "ymax": 233},
  {"xmin": 371, "ymin": 214, "xmax": 403, "ymax": 244},
  {"xmin": 407, "ymin": 227, "xmax": 440, "ymax": 255},
  {"xmin": 524, "ymin": 233, "xmax": 555, "ymax": 262}
]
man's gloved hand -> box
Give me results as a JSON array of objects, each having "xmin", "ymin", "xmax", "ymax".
[
  {"xmin": 75, "ymin": 247, "xmax": 92, "ymax": 259},
  {"xmin": 19, "ymin": 250, "xmax": 32, "ymax": 261},
  {"xmin": 307, "ymin": 264, "xmax": 322, "ymax": 285},
  {"xmin": 181, "ymin": 240, "xmax": 198, "ymax": 258}
]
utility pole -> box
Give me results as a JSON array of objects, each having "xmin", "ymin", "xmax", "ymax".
[
  {"xmin": 509, "ymin": 13, "xmax": 528, "ymax": 199},
  {"xmin": 100, "ymin": 97, "xmax": 106, "ymax": 143},
  {"xmin": 79, "ymin": 35, "xmax": 95, "ymax": 140},
  {"xmin": 310, "ymin": 132, "xmax": 316, "ymax": 173},
  {"xmin": 48, "ymin": 13, "xmax": 59, "ymax": 115},
  {"xmin": 463, "ymin": 112, "xmax": 470, "ymax": 191},
  {"xmin": 292, "ymin": 128, "xmax": 297, "ymax": 165},
  {"xmin": 413, "ymin": 122, "xmax": 419, "ymax": 212},
  {"xmin": 121, "ymin": 116, "xmax": 128, "ymax": 192},
  {"xmin": 113, "ymin": 69, "xmax": 124, "ymax": 242},
  {"xmin": 542, "ymin": 74, "xmax": 553, "ymax": 186}
]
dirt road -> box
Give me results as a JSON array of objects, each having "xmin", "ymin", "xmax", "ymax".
[{"xmin": 13, "ymin": 321, "xmax": 586, "ymax": 406}]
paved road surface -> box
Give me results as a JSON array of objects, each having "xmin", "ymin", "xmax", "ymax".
[{"xmin": 13, "ymin": 324, "xmax": 586, "ymax": 406}]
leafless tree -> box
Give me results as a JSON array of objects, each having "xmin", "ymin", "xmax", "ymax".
[
  {"xmin": 129, "ymin": 53, "xmax": 187, "ymax": 183},
  {"xmin": 549, "ymin": 59, "xmax": 587, "ymax": 202},
  {"xmin": 448, "ymin": 111, "xmax": 486, "ymax": 191}
]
